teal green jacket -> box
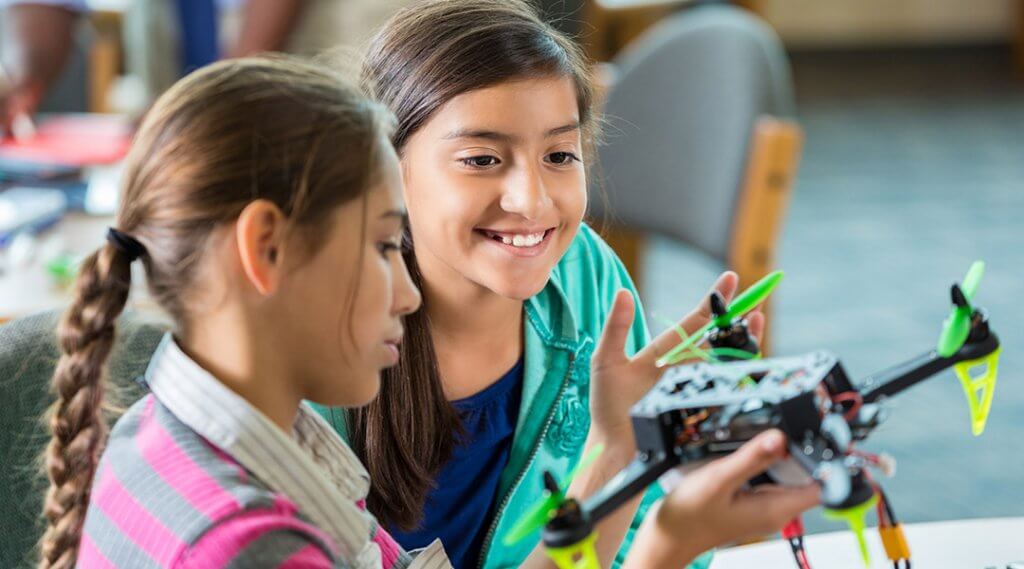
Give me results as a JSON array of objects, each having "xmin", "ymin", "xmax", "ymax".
[{"xmin": 314, "ymin": 224, "xmax": 711, "ymax": 569}]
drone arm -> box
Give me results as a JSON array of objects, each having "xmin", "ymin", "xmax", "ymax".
[
  {"xmin": 859, "ymin": 331, "xmax": 999, "ymax": 403},
  {"xmin": 581, "ymin": 452, "xmax": 679, "ymax": 525},
  {"xmin": 859, "ymin": 350, "xmax": 955, "ymax": 403}
]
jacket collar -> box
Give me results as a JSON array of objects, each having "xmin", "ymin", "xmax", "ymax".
[{"xmin": 524, "ymin": 276, "xmax": 580, "ymax": 350}]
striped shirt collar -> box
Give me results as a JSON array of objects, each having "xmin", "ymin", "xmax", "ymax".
[{"xmin": 144, "ymin": 333, "xmax": 449, "ymax": 568}]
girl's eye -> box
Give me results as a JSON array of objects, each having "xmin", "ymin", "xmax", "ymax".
[
  {"xmin": 461, "ymin": 156, "xmax": 500, "ymax": 168},
  {"xmin": 547, "ymin": 151, "xmax": 580, "ymax": 165},
  {"xmin": 377, "ymin": 240, "xmax": 402, "ymax": 257}
]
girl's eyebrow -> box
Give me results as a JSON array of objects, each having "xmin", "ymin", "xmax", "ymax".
[
  {"xmin": 544, "ymin": 122, "xmax": 580, "ymax": 137},
  {"xmin": 442, "ymin": 121, "xmax": 580, "ymax": 142},
  {"xmin": 380, "ymin": 209, "xmax": 408, "ymax": 220},
  {"xmin": 443, "ymin": 128, "xmax": 514, "ymax": 142}
]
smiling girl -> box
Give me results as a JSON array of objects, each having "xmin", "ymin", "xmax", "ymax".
[{"xmin": 309, "ymin": 2, "xmax": 769, "ymax": 568}]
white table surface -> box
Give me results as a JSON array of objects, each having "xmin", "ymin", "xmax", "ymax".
[{"xmin": 711, "ymin": 517, "xmax": 1024, "ymax": 568}]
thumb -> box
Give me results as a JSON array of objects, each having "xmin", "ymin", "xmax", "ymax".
[
  {"xmin": 738, "ymin": 483, "xmax": 821, "ymax": 536},
  {"xmin": 746, "ymin": 310, "xmax": 765, "ymax": 346},
  {"xmin": 593, "ymin": 289, "xmax": 635, "ymax": 370},
  {"xmin": 712, "ymin": 429, "xmax": 789, "ymax": 488}
]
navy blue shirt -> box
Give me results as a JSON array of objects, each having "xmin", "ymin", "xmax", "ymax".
[
  {"xmin": 391, "ymin": 359, "xmax": 524, "ymax": 568},
  {"xmin": 174, "ymin": 0, "xmax": 220, "ymax": 73}
]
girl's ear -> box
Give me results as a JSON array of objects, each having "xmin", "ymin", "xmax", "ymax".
[{"xmin": 236, "ymin": 200, "xmax": 287, "ymax": 296}]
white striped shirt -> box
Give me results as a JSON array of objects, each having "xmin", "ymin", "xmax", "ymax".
[{"xmin": 145, "ymin": 333, "xmax": 452, "ymax": 569}]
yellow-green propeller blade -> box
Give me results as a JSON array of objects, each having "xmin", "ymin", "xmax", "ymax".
[
  {"xmin": 657, "ymin": 271, "xmax": 784, "ymax": 366},
  {"xmin": 713, "ymin": 271, "xmax": 785, "ymax": 328},
  {"xmin": 937, "ymin": 261, "xmax": 984, "ymax": 358},
  {"xmin": 502, "ymin": 445, "xmax": 604, "ymax": 546},
  {"xmin": 504, "ymin": 492, "xmax": 564, "ymax": 546}
]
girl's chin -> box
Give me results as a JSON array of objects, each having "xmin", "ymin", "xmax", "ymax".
[
  {"xmin": 482, "ymin": 273, "xmax": 551, "ymax": 301},
  {"xmin": 310, "ymin": 372, "xmax": 381, "ymax": 409}
]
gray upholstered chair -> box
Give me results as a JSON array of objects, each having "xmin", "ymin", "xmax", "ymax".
[
  {"xmin": 0, "ymin": 311, "xmax": 164, "ymax": 567},
  {"xmin": 589, "ymin": 4, "xmax": 802, "ymax": 351}
]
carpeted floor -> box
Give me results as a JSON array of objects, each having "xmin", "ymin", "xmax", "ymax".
[{"xmin": 640, "ymin": 45, "xmax": 1024, "ymax": 533}]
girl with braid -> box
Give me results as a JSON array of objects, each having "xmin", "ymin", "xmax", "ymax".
[
  {"xmin": 37, "ymin": 56, "xmax": 816, "ymax": 569},
  {"xmin": 38, "ymin": 56, "xmax": 430, "ymax": 569}
]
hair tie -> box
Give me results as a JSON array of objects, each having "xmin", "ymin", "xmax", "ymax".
[{"xmin": 106, "ymin": 228, "xmax": 147, "ymax": 262}]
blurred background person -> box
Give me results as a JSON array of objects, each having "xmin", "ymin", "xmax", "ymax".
[{"xmin": 0, "ymin": 0, "xmax": 418, "ymax": 131}]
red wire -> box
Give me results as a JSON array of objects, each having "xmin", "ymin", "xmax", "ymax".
[
  {"xmin": 798, "ymin": 549, "xmax": 813, "ymax": 569},
  {"xmin": 851, "ymin": 449, "xmax": 881, "ymax": 466},
  {"xmin": 783, "ymin": 518, "xmax": 813, "ymax": 569},
  {"xmin": 861, "ymin": 469, "xmax": 892, "ymax": 527},
  {"xmin": 833, "ymin": 392, "xmax": 863, "ymax": 421}
]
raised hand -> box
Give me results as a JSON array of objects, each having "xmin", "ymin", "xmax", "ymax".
[{"xmin": 588, "ymin": 271, "xmax": 764, "ymax": 442}]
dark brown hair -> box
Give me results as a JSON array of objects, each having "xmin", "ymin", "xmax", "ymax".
[
  {"xmin": 38, "ymin": 57, "xmax": 393, "ymax": 568},
  {"xmin": 349, "ymin": 0, "xmax": 597, "ymax": 530}
]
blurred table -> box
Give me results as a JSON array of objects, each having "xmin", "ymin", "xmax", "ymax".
[
  {"xmin": 0, "ymin": 213, "xmax": 110, "ymax": 323},
  {"xmin": 711, "ymin": 517, "xmax": 1024, "ymax": 568}
]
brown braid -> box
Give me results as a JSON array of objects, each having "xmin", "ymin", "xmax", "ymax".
[{"xmin": 39, "ymin": 245, "xmax": 133, "ymax": 569}]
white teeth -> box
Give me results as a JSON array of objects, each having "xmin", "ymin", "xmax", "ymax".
[
  {"xmin": 485, "ymin": 230, "xmax": 546, "ymax": 247},
  {"xmin": 511, "ymin": 233, "xmax": 542, "ymax": 247}
]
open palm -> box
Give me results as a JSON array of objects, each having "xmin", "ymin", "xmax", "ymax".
[{"xmin": 588, "ymin": 271, "xmax": 765, "ymax": 442}]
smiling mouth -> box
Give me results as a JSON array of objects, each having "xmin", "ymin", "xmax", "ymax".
[{"xmin": 476, "ymin": 227, "xmax": 555, "ymax": 248}]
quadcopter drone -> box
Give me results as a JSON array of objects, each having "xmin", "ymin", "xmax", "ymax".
[{"xmin": 506, "ymin": 262, "xmax": 1001, "ymax": 569}]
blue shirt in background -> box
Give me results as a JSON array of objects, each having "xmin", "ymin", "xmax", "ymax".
[
  {"xmin": 5, "ymin": 0, "xmax": 220, "ymax": 74},
  {"xmin": 390, "ymin": 358, "xmax": 525, "ymax": 569},
  {"xmin": 174, "ymin": 0, "xmax": 220, "ymax": 73}
]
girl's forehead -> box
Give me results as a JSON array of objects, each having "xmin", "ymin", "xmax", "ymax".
[
  {"xmin": 368, "ymin": 157, "xmax": 406, "ymax": 213},
  {"xmin": 427, "ymin": 76, "xmax": 580, "ymax": 138}
]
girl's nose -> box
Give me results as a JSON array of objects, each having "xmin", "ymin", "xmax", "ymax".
[
  {"xmin": 392, "ymin": 256, "xmax": 422, "ymax": 316},
  {"xmin": 500, "ymin": 166, "xmax": 551, "ymax": 220}
]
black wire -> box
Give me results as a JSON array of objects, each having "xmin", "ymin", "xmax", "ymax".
[
  {"xmin": 787, "ymin": 537, "xmax": 811, "ymax": 569},
  {"xmin": 877, "ymin": 485, "xmax": 899, "ymax": 524}
]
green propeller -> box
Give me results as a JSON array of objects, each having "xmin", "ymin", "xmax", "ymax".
[
  {"xmin": 657, "ymin": 271, "xmax": 784, "ymax": 366},
  {"xmin": 936, "ymin": 261, "xmax": 984, "ymax": 358},
  {"xmin": 503, "ymin": 445, "xmax": 604, "ymax": 546}
]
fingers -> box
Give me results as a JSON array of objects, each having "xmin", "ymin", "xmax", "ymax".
[
  {"xmin": 638, "ymin": 272, "xmax": 740, "ymax": 363},
  {"xmin": 702, "ymin": 271, "xmax": 739, "ymax": 319},
  {"xmin": 746, "ymin": 310, "xmax": 765, "ymax": 346},
  {"xmin": 0, "ymin": 90, "xmax": 36, "ymax": 140},
  {"xmin": 739, "ymin": 484, "xmax": 821, "ymax": 534},
  {"xmin": 709, "ymin": 429, "xmax": 789, "ymax": 488},
  {"xmin": 686, "ymin": 270, "xmax": 741, "ymax": 323},
  {"xmin": 592, "ymin": 289, "xmax": 636, "ymax": 370}
]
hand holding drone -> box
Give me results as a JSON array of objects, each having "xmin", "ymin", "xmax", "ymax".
[{"xmin": 506, "ymin": 262, "xmax": 1000, "ymax": 569}]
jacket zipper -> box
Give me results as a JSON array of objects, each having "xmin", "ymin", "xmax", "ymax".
[{"xmin": 476, "ymin": 353, "xmax": 576, "ymax": 569}]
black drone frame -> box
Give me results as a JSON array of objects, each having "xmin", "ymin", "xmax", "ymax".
[{"xmin": 539, "ymin": 296, "xmax": 1000, "ymax": 550}]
